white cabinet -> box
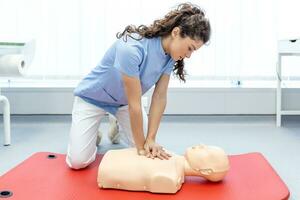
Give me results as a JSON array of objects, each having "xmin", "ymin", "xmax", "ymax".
[{"xmin": 277, "ymin": 39, "xmax": 300, "ymax": 126}]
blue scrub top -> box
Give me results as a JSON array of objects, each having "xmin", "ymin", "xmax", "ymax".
[{"xmin": 74, "ymin": 34, "xmax": 175, "ymax": 115}]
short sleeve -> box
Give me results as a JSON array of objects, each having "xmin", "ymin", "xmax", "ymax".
[
  {"xmin": 162, "ymin": 59, "xmax": 175, "ymax": 75},
  {"xmin": 114, "ymin": 40, "xmax": 143, "ymax": 78}
]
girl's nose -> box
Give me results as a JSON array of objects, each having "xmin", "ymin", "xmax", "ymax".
[{"xmin": 185, "ymin": 52, "xmax": 192, "ymax": 58}]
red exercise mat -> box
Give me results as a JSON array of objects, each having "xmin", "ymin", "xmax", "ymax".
[{"xmin": 0, "ymin": 152, "xmax": 289, "ymax": 200}]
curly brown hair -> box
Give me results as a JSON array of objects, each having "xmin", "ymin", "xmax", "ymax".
[{"xmin": 116, "ymin": 2, "xmax": 211, "ymax": 82}]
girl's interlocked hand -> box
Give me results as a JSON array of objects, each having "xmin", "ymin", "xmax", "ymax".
[{"xmin": 144, "ymin": 138, "xmax": 171, "ymax": 160}]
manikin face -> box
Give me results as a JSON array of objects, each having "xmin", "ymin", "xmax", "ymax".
[
  {"xmin": 185, "ymin": 144, "xmax": 229, "ymax": 175},
  {"xmin": 168, "ymin": 27, "xmax": 204, "ymax": 61}
]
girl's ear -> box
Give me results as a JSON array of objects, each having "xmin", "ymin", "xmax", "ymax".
[{"xmin": 171, "ymin": 27, "xmax": 180, "ymax": 38}]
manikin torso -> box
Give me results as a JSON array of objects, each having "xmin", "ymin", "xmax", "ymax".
[
  {"xmin": 98, "ymin": 148, "xmax": 185, "ymax": 193},
  {"xmin": 98, "ymin": 145, "xmax": 229, "ymax": 194}
]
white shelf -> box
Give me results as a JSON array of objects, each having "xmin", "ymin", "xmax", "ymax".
[
  {"xmin": 280, "ymin": 110, "xmax": 300, "ymax": 115},
  {"xmin": 277, "ymin": 38, "xmax": 300, "ymax": 127},
  {"xmin": 278, "ymin": 39, "xmax": 300, "ymax": 54}
]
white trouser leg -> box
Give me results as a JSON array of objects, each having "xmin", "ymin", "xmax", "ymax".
[
  {"xmin": 66, "ymin": 96, "xmax": 106, "ymax": 169},
  {"xmin": 115, "ymin": 104, "xmax": 148, "ymax": 147}
]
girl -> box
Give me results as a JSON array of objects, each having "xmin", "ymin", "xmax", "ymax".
[{"xmin": 66, "ymin": 2, "xmax": 211, "ymax": 169}]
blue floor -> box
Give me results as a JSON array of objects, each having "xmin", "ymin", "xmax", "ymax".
[{"xmin": 0, "ymin": 115, "xmax": 299, "ymax": 199}]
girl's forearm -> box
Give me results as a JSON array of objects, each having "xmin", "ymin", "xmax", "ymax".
[
  {"xmin": 128, "ymin": 105, "xmax": 146, "ymax": 150},
  {"xmin": 146, "ymin": 95, "xmax": 166, "ymax": 141}
]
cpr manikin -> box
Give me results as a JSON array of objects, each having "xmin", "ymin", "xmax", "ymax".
[{"xmin": 97, "ymin": 144, "xmax": 230, "ymax": 194}]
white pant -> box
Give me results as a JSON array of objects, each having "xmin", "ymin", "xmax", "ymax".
[{"xmin": 66, "ymin": 96, "xmax": 148, "ymax": 169}]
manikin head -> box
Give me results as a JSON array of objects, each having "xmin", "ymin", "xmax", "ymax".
[{"xmin": 184, "ymin": 144, "xmax": 230, "ymax": 182}]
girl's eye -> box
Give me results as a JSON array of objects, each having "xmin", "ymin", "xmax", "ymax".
[{"xmin": 188, "ymin": 47, "xmax": 192, "ymax": 51}]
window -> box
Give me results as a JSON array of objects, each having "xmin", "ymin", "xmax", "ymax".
[{"xmin": 1, "ymin": 0, "xmax": 300, "ymax": 82}]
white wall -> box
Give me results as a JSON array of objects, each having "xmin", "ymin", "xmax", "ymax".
[{"xmin": 1, "ymin": 87, "xmax": 300, "ymax": 115}]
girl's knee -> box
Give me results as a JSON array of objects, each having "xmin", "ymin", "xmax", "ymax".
[{"xmin": 66, "ymin": 152, "xmax": 96, "ymax": 170}]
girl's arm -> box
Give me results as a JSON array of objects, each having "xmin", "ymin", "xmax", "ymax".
[
  {"xmin": 144, "ymin": 74, "xmax": 172, "ymax": 160},
  {"xmin": 122, "ymin": 73, "xmax": 145, "ymax": 152},
  {"xmin": 147, "ymin": 74, "xmax": 170, "ymax": 141}
]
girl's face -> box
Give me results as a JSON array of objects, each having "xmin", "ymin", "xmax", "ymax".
[{"xmin": 169, "ymin": 27, "xmax": 204, "ymax": 61}]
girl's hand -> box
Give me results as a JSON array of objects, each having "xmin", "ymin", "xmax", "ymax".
[
  {"xmin": 144, "ymin": 138, "xmax": 171, "ymax": 160},
  {"xmin": 137, "ymin": 148, "xmax": 147, "ymax": 156},
  {"xmin": 137, "ymin": 148, "xmax": 154, "ymax": 159}
]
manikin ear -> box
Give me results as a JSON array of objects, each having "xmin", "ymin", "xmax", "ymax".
[
  {"xmin": 171, "ymin": 27, "xmax": 181, "ymax": 38},
  {"xmin": 199, "ymin": 168, "xmax": 213, "ymax": 175}
]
